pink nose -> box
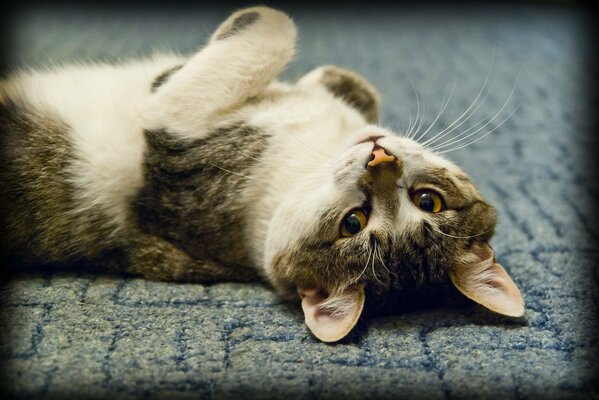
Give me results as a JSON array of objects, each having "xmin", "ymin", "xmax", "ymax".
[{"xmin": 367, "ymin": 147, "xmax": 396, "ymax": 168}]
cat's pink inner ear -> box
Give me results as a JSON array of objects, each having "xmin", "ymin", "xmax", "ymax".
[
  {"xmin": 450, "ymin": 250, "xmax": 525, "ymax": 318},
  {"xmin": 298, "ymin": 286, "xmax": 365, "ymax": 343}
]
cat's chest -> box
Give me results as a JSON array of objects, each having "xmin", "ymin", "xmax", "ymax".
[{"xmin": 134, "ymin": 123, "xmax": 269, "ymax": 267}]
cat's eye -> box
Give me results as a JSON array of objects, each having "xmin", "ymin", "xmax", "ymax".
[
  {"xmin": 411, "ymin": 190, "xmax": 444, "ymax": 213},
  {"xmin": 339, "ymin": 209, "xmax": 368, "ymax": 237}
]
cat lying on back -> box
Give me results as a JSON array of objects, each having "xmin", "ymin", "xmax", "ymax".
[{"xmin": 0, "ymin": 7, "xmax": 524, "ymax": 342}]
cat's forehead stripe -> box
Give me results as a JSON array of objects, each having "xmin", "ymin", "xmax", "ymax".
[{"xmin": 416, "ymin": 167, "xmax": 461, "ymax": 192}]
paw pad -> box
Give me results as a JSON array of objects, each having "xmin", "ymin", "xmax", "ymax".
[{"xmin": 216, "ymin": 11, "xmax": 260, "ymax": 40}]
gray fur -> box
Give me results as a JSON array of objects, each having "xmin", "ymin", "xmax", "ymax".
[
  {"xmin": 0, "ymin": 100, "xmax": 118, "ymax": 265},
  {"xmin": 216, "ymin": 11, "xmax": 260, "ymax": 40},
  {"xmin": 133, "ymin": 124, "xmax": 267, "ymax": 281},
  {"xmin": 151, "ymin": 65, "xmax": 183, "ymax": 93},
  {"xmin": 318, "ymin": 67, "xmax": 380, "ymax": 124}
]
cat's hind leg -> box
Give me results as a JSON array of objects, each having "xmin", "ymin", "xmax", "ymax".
[
  {"xmin": 143, "ymin": 7, "xmax": 297, "ymax": 138},
  {"xmin": 124, "ymin": 231, "xmax": 260, "ymax": 283}
]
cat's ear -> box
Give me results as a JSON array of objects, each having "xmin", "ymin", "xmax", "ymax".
[
  {"xmin": 299, "ymin": 66, "xmax": 380, "ymax": 123},
  {"xmin": 298, "ymin": 285, "xmax": 365, "ymax": 342},
  {"xmin": 449, "ymin": 244, "xmax": 524, "ymax": 317}
]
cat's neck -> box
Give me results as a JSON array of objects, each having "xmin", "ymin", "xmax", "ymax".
[{"xmin": 240, "ymin": 91, "xmax": 369, "ymax": 271}]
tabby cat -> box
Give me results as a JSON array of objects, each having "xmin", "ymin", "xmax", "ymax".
[{"xmin": 0, "ymin": 7, "xmax": 524, "ymax": 342}]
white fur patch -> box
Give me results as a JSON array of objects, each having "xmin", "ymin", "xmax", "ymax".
[{"xmin": 3, "ymin": 54, "xmax": 186, "ymax": 231}]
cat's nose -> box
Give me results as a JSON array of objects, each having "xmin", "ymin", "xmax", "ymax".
[{"xmin": 367, "ymin": 146, "xmax": 396, "ymax": 168}]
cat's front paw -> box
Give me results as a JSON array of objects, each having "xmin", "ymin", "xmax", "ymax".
[{"xmin": 210, "ymin": 6, "xmax": 296, "ymax": 44}]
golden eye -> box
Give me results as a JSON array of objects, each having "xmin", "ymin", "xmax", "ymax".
[
  {"xmin": 340, "ymin": 209, "xmax": 368, "ymax": 237},
  {"xmin": 411, "ymin": 190, "xmax": 444, "ymax": 213}
]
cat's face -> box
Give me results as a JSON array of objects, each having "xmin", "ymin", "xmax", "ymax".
[{"xmin": 264, "ymin": 70, "xmax": 524, "ymax": 342}]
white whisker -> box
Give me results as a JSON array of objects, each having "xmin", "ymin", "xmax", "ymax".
[
  {"xmin": 419, "ymin": 98, "xmax": 428, "ymax": 139},
  {"xmin": 207, "ymin": 163, "xmax": 253, "ymax": 179},
  {"xmin": 420, "ymin": 54, "xmax": 496, "ymax": 148},
  {"xmin": 412, "ymin": 90, "xmax": 427, "ymax": 140},
  {"xmin": 436, "ymin": 99, "xmax": 522, "ymax": 154},
  {"xmin": 433, "ymin": 73, "xmax": 522, "ymax": 153},
  {"xmin": 425, "ymin": 222, "xmax": 495, "ymax": 239},
  {"xmin": 407, "ymin": 84, "xmax": 421, "ymax": 139},
  {"xmin": 421, "ymin": 78, "xmax": 493, "ymax": 148},
  {"xmin": 371, "ymin": 242, "xmax": 382, "ymax": 284},
  {"xmin": 374, "ymin": 240, "xmax": 393, "ymax": 275},
  {"xmin": 404, "ymin": 105, "xmax": 415, "ymax": 138},
  {"xmin": 413, "ymin": 78, "xmax": 456, "ymax": 143},
  {"xmin": 351, "ymin": 247, "xmax": 372, "ymax": 285}
]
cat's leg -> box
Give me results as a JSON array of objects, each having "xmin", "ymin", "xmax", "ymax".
[
  {"xmin": 124, "ymin": 231, "xmax": 260, "ymax": 283},
  {"xmin": 143, "ymin": 7, "xmax": 297, "ymax": 138}
]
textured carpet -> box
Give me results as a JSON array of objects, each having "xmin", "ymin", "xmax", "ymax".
[{"xmin": 1, "ymin": 2, "xmax": 597, "ymax": 399}]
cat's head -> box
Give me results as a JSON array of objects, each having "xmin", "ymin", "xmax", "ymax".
[{"xmin": 264, "ymin": 67, "xmax": 524, "ymax": 343}]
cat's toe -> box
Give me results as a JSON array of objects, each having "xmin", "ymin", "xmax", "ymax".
[{"xmin": 211, "ymin": 7, "xmax": 296, "ymax": 43}]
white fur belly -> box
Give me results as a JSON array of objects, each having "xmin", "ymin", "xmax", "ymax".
[{"xmin": 7, "ymin": 54, "xmax": 186, "ymax": 230}]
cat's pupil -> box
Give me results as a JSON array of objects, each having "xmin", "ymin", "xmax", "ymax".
[
  {"xmin": 418, "ymin": 193, "xmax": 435, "ymax": 212},
  {"xmin": 344, "ymin": 214, "xmax": 362, "ymax": 234}
]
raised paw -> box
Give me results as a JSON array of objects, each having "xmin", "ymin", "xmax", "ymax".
[
  {"xmin": 215, "ymin": 10, "xmax": 260, "ymax": 40},
  {"xmin": 210, "ymin": 6, "xmax": 296, "ymax": 44},
  {"xmin": 143, "ymin": 6, "xmax": 297, "ymax": 135}
]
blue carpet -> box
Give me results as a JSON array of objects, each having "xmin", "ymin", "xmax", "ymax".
[{"xmin": 1, "ymin": 2, "xmax": 597, "ymax": 399}]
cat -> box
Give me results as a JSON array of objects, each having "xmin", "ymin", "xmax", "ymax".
[{"xmin": 0, "ymin": 6, "xmax": 524, "ymax": 342}]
